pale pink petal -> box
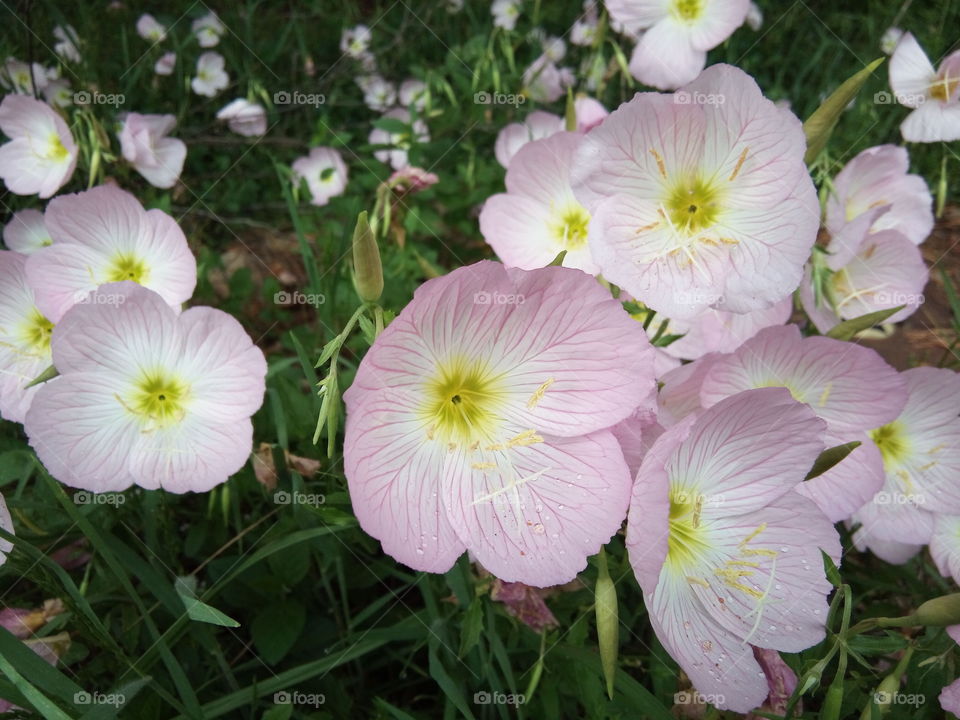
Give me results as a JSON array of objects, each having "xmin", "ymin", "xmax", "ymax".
[
  {"xmin": 628, "ymin": 21, "xmax": 706, "ymax": 90},
  {"xmin": 889, "ymin": 32, "xmax": 936, "ymax": 108},
  {"xmin": 662, "ymin": 299, "xmax": 791, "ymax": 360},
  {"xmin": 796, "ymin": 435, "xmax": 885, "ymax": 523},
  {"xmin": 930, "ymin": 514, "xmax": 960, "ymax": 584},
  {"xmin": 941, "ymin": 678, "xmax": 960, "ymax": 716},
  {"xmin": 658, "ymin": 353, "xmax": 719, "ymax": 427},
  {"xmin": 900, "ymin": 101, "xmax": 960, "ymax": 143},
  {"xmin": 3, "ymin": 209, "xmax": 51, "ymax": 254}
]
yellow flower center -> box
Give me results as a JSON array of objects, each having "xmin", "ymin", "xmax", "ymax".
[
  {"xmin": 549, "ymin": 204, "xmax": 591, "ymax": 250},
  {"xmin": 666, "ymin": 176, "xmax": 722, "ymax": 234},
  {"xmin": 870, "ymin": 421, "xmax": 909, "ymax": 465},
  {"xmin": 106, "ymin": 253, "xmax": 150, "ymax": 284},
  {"xmin": 422, "ymin": 357, "xmax": 504, "ymax": 445},
  {"xmin": 672, "ymin": 0, "xmax": 705, "ymax": 22},
  {"xmin": 930, "ymin": 72, "xmax": 958, "ymax": 102},
  {"xmin": 46, "ymin": 133, "xmax": 70, "ymax": 162},
  {"xmin": 128, "ymin": 372, "xmax": 189, "ymax": 426},
  {"xmin": 666, "ymin": 487, "xmax": 711, "ymax": 570},
  {"xmin": 21, "ymin": 308, "xmax": 54, "ymax": 354}
]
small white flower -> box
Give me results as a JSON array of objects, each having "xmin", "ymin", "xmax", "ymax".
[
  {"xmin": 191, "ymin": 52, "xmax": 229, "ymax": 97},
  {"xmin": 192, "ymin": 11, "xmax": 225, "ymax": 48}
]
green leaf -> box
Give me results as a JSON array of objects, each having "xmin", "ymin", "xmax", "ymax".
[
  {"xmin": 825, "ymin": 305, "xmax": 904, "ymax": 340},
  {"xmin": 358, "ymin": 312, "xmax": 376, "ymax": 344},
  {"xmin": 175, "ymin": 576, "xmax": 241, "ymax": 627},
  {"xmin": 458, "ymin": 598, "xmax": 484, "ymax": 658},
  {"xmin": 805, "ymin": 441, "xmax": 861, "ymax": 480},
  {"xmin": 371, "ymin": 116, "xmax": 410, "ymax": 135},
  {"xmin": 252, "ymin": 600, "xmax": 306, "ymax": 665},
  {"xmin": 821, "ymin": 550, "xmax": 842, "ymax": 587},
  {"xmin": 803, "ymin": 57, "xmax": 884, "ymax": 163}
]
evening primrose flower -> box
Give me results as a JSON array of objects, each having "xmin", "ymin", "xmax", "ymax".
[
  {"xmin": 216, "ymin": 98, "xmax": 267, "ymax": 137},
  {"xmin": 606, "ymin": 0, "xmax": 750, "ymax": 89},
  {"xmin": 826, "ymin": 145, "xmax": 933, "ymax": 246},
  {"xmin": 0, "ymin": 251, "xmax": 55, "ymax": 422},
  {"xmin": 851, "ymin": 367, "xmax": 960, "ymax": 562},
  {"xmin": 24, "ymin": 283, "xmax": 266, "ymax": 493},
  {"xmin": 699, "ymin": 324, "xmax": 908, "ymax": 522},
  {"xmin": 492, "ymin": 0, "xmax": 521, "ymax": 31},
  {"xmin": 25, "ymin": 185, "xmax": 196, "ymax": 322},
  {"xmin": 292, "ymin": 147, "xmax": 348, "ymax": 206},
  {"xmin": 340, "ymin": 25, "xmax": 372, "ymax": 58},
  {"xmin": 343, "ymin": 261, "xmax": 656, "ymax": 585},
  {"xmin": 0, "ymin": 95, "xmax": 77, "ymax": 198},
  {"xmin": 361, "ymin": 75, "xmax": 396, "ymax": 112},
  {"xmin": 136, "ymin": 14, "xmax": 167, "ymax": 42},
  {"xmin": 1, "ymin": 58, "xmax": 50, "ymax": 95},
  {"xmin": 399, "ymin": 79, "xmax": 428, "ymax": 110},
  {"xmin": 192, "ymin": 11, "xmax": 225, "ymax": 48},
  {"xmin": 572, "ymin": 65, "xmax": 819, "ymax": 319},
  {"xmin": 369, "ymin": 108, "xmax": 429, "ymax": 170},
  {"xmin": 3, "ymin": 209, "xmax": 51, "ymax": 254},
  {"xmin": 118, "ymin": 113, "xmax": 187, "ymax": 189},
  {"xmin": 52, "ymin": 25, "xmax": 81, "ymax": 63},
  {"xmin": 191, "ymin": 52, "xmax": 229, "ymax": 97},
  {"xmin": 627, "ymin": 388, "xmax": 839, "ymax": 713},
  {"xmin": 480, "ymin": 132, "xmax": 598, "ymax": 274},
  {"xmin": 889, "ymin": 32, "xmax": 960, "ymax": 142},
  {"xmin": 155, "ymin": 52, "xmax": 176, "ymax": 76},
  {"xmin": 494, "ymin": 110, "xmax": 563, "ymax": 168}
]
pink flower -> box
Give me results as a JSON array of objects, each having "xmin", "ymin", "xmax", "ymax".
[
  {"xmin": 659, "ymin": 298, "xmax": 791, "ymax": 361},
  {"xmin": 627, "ymin": 388, "xmax": 839, "ymax": 713},
  {"xmin": 136, "ymin": 13, "xmax": 167, "ymax": 42},
  {"xmin": 826, "ymin": 145, "xmax": 933, "ymax": 246},
  {"xmin": 800, "ymin": 227, "xmax": 928, "ymax": 333},
  {"xmin": 216, "ymin": 98, "xmax": 267, "ymax": 137},
  {"xmin": 746, "ymin": 648, "xmax": 797, "ymax": 719},
  {"xmin": 155, "ymin": 52, "xmax": 176, "ymax": 76},
  {"xmin": 0, "ymin": 95, "xmax": 77, "ymax": 198},
  {"xmin": 369, "ymin": 108, "xmax": 429, "ymax": 170},
  {"xmin": 0, "ymin": 252, "xmax": 53, "ymax": 422},
  {"xmin": 3, "ymin": 209, "xmax": 51, "ymax": 254},
  {"xmin": 192, "ymin": 11, "xmax": 225, "ymax": 48},
  {"xmin": 399, "ymin": 79, "xmax": 428, "ymax": 110},
  {"xmin": 851, "ymin": 367, "xmax": 960, "ymax": 562},
  {"xmin": 490, "ymin": 579, "xmax": 559, "ymax": 631},
  {"xmin": 607, "ymin": 0, "xmax": 750, "ymax": 89},
  {"xmin": 889, "ymin": 32, "xmax": 960, "ymax": 142},
  {"xmin": 292, "ymin": 147, "xmax": 348, "ymax": 206},
  {"xmin": 343, "ymin": 261, "xmax": 656, "ymax": 586},
  {"xmin": 572, "ymin": 65, "xmax": 818, "ymax": 319},
  {"xmin": 480, "ymin": 132, "xmax": 598, "ymax": 274},
  {"xmin": 24, "ymin": 282, "xmax": 266, "ymax": 493},
  {"xmin": 522, "ymin": 55, "xmax": 573, "ymax": 103},
  {"xmin": 941, "ymin": 627, "xmax": 960, "ymax": 715},
  {"xmin": 491, "ymin": 0, "xmax": 521, "ymax": 30},
  {"xmin": 656, "ymin": 353, "xmax": 719, "ymax": 427},
  {"xmin": 118, "ymin": 112, "xmax": 187, "ymax": 188},
  {"xmin": 494, "ymin": 110, "xmax": 563, "ymax": 168},
  {"xmin": 361, "ymin": 75, "xmax": 396, "ymax": 112},
  {"xmin": 26, "ymin": 185, "xmax": 197, "ymax": 322},
  {"xmin": 387, "ymin": 166, "xmax": 438, "ymax": 194},
  {"xmin": 573, "ymin": 96, "xmax": 608, "ymax": 130},
  {"xmin": 699, "ymin": 324, "xmax": 907, "ymax": 522},
  {"xmin": 340, "ymin": 25, "xmax": 372, "ymax": 58},
  {"xmin": 191, "ymin": 52, "xmax": 229, "ymax": 97}
]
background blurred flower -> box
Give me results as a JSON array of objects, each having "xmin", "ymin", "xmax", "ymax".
[
  {"xmin": 890, "ymin": 32, "xmax": 960, "ymax": 142},
  {"xmin": 193, "ymin": 10, "xmax": 225, "ymax": 47},
  {"xmin": 119, "ymin": 112, "xmax": 187, "ymax": 188},
  {"xmin": 0, "ymin": 95, "xmax": 77, "ymax": 198},
  {"xmin": 216, "ymin": 98, "xmax": 267, "ymax": 137},
  {"xmin": 137, "ymin": 13, "xmax": 167, "ymax": 42},
  {"xmin": 192, "ymin": 51, "xmax": 229, "ymax": 97},
  {"xmin": 3, "ymin": 209, "xmax": 51, "ymax": 254},
  {"xmin": 292, "ymin": 147, "xmax": 348, "ymax": 206}
]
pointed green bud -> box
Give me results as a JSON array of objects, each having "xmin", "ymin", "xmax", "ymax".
[
  {"xmin": 564, "ymin": 89, "xmax": 577, "ymax": 132},
  {"xmin": 595, "ymin": 549, "xmax": 618, "ymax": 700},
  {"xmin": 352, "ymin": 211, "xmax": 383, "ymax": 303},
  {"xmin": 912, "ymin": 593, "xmax": 960, "ymax": 627}
]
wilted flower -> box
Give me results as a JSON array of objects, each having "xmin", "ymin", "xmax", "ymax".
[
  {"xmin": 0, "ymin": 95, "xmax": 77, "ymax": 198},
  {"xmin": 155, "ymin": 51, "xmax": 176, "ymax": 76},
  {"xmin": 369, "ymin": 108, "xmax": 429, "ymax": 170},
  {"xmin": 216, "ymin": 98, "xmax": 267, "ymax": 137},
  {"xmin": 607, "ymin": 0, "xmax": 750, "ymax": 89},
  {"xmin": 118, "ymin": 112, "xmax": 187, "ymax": 188},
  {"xmin": 292, "ymin": 147, "xmax": 348, "ymax": 206},
  {"xmin": 387, "ymin": 165, "xmax": 438, "ymax": 194},
  {"xmin": 341, "ymin": 24, "xmax": 372, "ymax": 58},
  {"xmin": 26, "ymin": 185, "xmax": 197, "ymax": 322},
  {"xmin": 25, "ymin": 283, "xmax": 267, "ymax": 493},
  {"xmin": 480, "ymin": 132, "xmax": 598, "ymax": 274},
  {"xmin": 494, "ymin": 110, "xmax": 563, "ymax": 168},
  {"xmin": 191, "ymin": 51, "xmax": 229, "ymax": 97},
  {"xmin": 3, "ymin": 209, "xmax": 51, "ymax": 254},
  {"xmin": 492, "ymin": 0, "xmax": 521, "ymax": 30},
  {"xmin": 343, "ymin": 261, "xmax": 656, "ymax": 585},
  {"xmin": 137, "ymin": 13, "xmax": 167, "ymax": 42},
  {"xmin": 0, "ymin": 251, "xmax": 54, "ymax": 422},
  {"xmin": 890, "ymin": 32, "xmax": 960, "ymax": 142},
  {"xmin": 490, "ymin": 579, "xmax": 559, "ymax": 631},
  {"xmin": 192, "ymin": 10, "xmax": 225, "ymax": 48},
  {"xmin": 627, "ymin": 388, "xmax": 839, "ymax": 713},
  {"xmin": 572, "ymin": 65, "xmax": 819, "ymax": 319}
]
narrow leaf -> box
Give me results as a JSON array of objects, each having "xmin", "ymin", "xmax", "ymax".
[
  {"xmin": 175, "ymin": 577, "xmax": 241, "ymax": 628},
  {"xmin": 805, "ymin": 441, "xmax": 861, "ymax": 480},
  {"xmin": 595, "ymin": 549, "xmax": 618, "ymax": 700},
  {"xmin": 826, "ymin": 305, "xmax": 904, "ymax": 340}
]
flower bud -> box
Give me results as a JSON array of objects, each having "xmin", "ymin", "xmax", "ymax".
[
  {"xmin": 913, "ymin": 593, "xmax": 960, "ymax": 627},
  {"xmin": 352, "ymin": 211, "xmax": 383, "ymax": 303},
  {"xmin": 595, "ymin": 549, "xmax": 618, "ymax": 699}
]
